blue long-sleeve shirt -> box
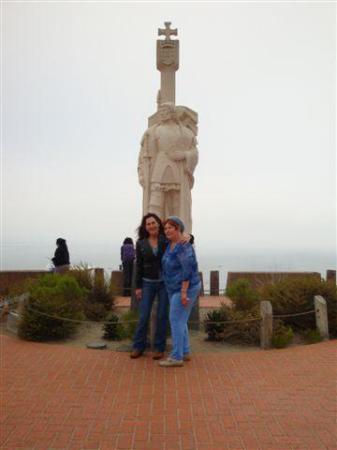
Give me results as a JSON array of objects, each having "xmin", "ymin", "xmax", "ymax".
[{"xmin": 162, "ymin": 242, "xmax": 200, "ymax": 294}]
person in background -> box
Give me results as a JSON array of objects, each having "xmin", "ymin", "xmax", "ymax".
[
  {"xmin": 120, "ymin": 237, "xmax": 135, "ymax": 296},
  {"xmin": 159, "ymin": 216, "xmax": 201, "ymax": 367},
  {"xmin": 52, "ymin": 238, "xmax": 70, "ymax": 274}
]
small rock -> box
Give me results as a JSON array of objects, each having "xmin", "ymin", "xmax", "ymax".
[{"xmin": 86, "ymin": 342, "xmax": 107, "ymax": 350}]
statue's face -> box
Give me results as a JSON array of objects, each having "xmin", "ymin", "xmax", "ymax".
[{"xmin": 159, "ymin": 105, "xmax": 173, "ymax": 122}]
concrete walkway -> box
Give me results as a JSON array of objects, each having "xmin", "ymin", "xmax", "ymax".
[
  {"xmin": 1, "ymin": 335, "xmax": 336, "ymax": 450},
  {"xmin": 114, "ymin": 296, "xmax": 231, "ymax": 309}
]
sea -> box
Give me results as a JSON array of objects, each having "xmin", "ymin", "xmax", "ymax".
[{"xmin": 2, "ymin": 242, "xmax": 336, "ymax": 291}]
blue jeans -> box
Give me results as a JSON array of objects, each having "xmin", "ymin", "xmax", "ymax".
[
  {"xmin": 168, "ymin": 282, "xmax": 201, "ymax": 361},
  {"xmin": 132, "ymin": 280, "xmax": 169, "ymax": 352}
]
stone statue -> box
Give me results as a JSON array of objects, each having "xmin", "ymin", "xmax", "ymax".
[
  {"xmin": 138, "ymin": 102, "xmax": 198, "ymax": 233},
  {"xmin": 138, "ymin": 22, "xmax": 199, "ymax": 233}
]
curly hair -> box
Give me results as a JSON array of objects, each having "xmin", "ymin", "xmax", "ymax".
[{"xmin": 137, "ymin": 213, "xmax": 164, "ymax": 240}]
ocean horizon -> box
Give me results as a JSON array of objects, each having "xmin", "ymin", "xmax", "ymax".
[{"xmin": 2, "ymin": 242, "xmax": 335, "ymax": 290}]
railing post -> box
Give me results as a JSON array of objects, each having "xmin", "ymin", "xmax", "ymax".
[
  {"xmin": 260, "ymin": 301, "xmax": 273, "ymax": 349},
  {"xmin": 314, "ymin": 295, "xmax": 329, "ymax": 340},
  {"xmin": 326, "ymin": 270, "xmax": 336, "ymax": 285},
  {"xmin": 94, "ymin": 268, "xmax": 104, "ymax": 287},
  {"xmin": 198, "ymin": 272, "xmax": 204, "ymax": 296},
  {"xmin": 210, "ymin": 271, "xmax": 219, "ymax": 296}
]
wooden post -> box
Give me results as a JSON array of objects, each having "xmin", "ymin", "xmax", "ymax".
[
  {"xmin": 94, "ymin": 268, "xmax": 104, "ymax": 287},
  {"xmin": 210, "ymin": 271, "xmax": 219, "ymax": 296},
  {"xmin": 326, "ymin": 270, "xmax": 336, "ymax": 285},
  {"xmin": 198, "ymin": 272, "xmax": 204, "ymax": 296},
  {"xmin": 188, "ymin": 295, "xmax": 200, "ymax": 330},
  {"xmin": 260, "ymin": 301, "xmax": 273, "ymax": 349},
  {"xmin": 110, "ymin": 271, "xmax": 123, "ymax": 296},
  {"xmin": 314, "ymin": 295, "xmax": 329, "ymax": 340}
]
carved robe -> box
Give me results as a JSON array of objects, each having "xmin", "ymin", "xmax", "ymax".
[{"xmin": 138, "ymin": 118, "xmax": 198, "ymax": 233}]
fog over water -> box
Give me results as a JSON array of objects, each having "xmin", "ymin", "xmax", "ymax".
[{"xmin": 3, "ymin": 240, "xmax": 335, "ymax": 290}]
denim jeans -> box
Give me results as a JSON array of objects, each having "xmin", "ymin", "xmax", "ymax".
[
  {"xmin": 132, "ymin": 279, "xmax": 169, "ymax": 352},
  {"xmin": 168, "ymin": 282, "xmax": 201, "ymax": 361}
]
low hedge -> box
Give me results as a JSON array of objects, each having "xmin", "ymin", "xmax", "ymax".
[
  {"xmin": 260, "ymin": 277, "xmax": 337, "ymax": 337},
  {"xmin": 19, "ymin": 274, "xmax": 86, "ymax": 341}
]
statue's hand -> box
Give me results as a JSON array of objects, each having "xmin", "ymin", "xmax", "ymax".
[
  {"xmin": 138, "ymin": 169, "xmax": 145, "ymax": 187},
  {"xmin": 170, "ymin": 150, "xmax": 186, "ymax": 161}
]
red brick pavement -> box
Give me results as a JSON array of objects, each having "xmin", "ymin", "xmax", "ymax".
[{"xmin": 1, "ymin": 335, "xmax": 336, "ymax": 450}]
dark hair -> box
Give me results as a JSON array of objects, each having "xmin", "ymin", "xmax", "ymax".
[
  {"xmin": 123, "ymin": 237, "xmax": 133, "ymax": 245},
  {"xmin": 137, "ymin": 213, "xmax": 164, "ymax": 240},
  {"xmin": 56, "ymin": 238, "xmax": 67, "ymax": 247}
]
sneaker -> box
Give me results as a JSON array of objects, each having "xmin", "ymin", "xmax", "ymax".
[
  {"xmin": 159, "ymin": 357, "xmax": 183, "ymax": 367},
  {"xmin": 152, "ymin": 351, "xmax": 164, "ymax": 360},
  {"xmin": 130, "ymin": 350, "xmax": 143, "ymax": 359},
  {"xmin": 183, "ymin": 354, "xmax": 191, "ymax": 361}
]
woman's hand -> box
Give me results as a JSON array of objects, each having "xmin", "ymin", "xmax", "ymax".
[
  {"xmin": 135, "ymin": 289, "xmax": 142, "ymax": 301},
  {"xmin": 180, "ymin": 233, "xmax": 191, "ymax": 244},
  {"xmin": 181, "ymin": 291, "xmax": 190, "ymax": 307}
]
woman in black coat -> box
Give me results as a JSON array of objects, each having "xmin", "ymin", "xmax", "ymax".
[
  {"xmin": 130, "ymin": 213, "xmax": 168, "ymax": 360},
  {"xmin": 52, "ymin": 238, "xmax": 70, "ymax": 273}
]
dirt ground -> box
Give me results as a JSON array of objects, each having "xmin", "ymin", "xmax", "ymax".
[{"xmin": 1, "ymin": 320, "xmax": 260, "ymax": 354}]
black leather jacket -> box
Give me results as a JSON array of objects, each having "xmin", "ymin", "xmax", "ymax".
[{"xmin": 135, "ymin": 234, "xmax": 168, "ymax": 288}]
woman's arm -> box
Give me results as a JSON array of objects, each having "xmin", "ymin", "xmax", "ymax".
[
  {"xmin": 177, "ymin": 245, "xmax": 195, "ymax": 306},
  {"xmin": 181, "ymin": 280, "xmax": 190, "ymax": 306}
]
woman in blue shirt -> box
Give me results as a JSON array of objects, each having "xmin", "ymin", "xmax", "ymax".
[{"xmin": 160, "ymin": 216, "xmax": 201, "ymax": 367}]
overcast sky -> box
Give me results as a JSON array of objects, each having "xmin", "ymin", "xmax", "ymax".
[{"xmin": 2, "ymin": 1, "xmax": 336, "ymax": 269}]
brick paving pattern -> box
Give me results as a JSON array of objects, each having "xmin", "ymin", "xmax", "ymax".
[{"xmin": 1, "ymin": 335, "xmax": 336, "ymax": 450}]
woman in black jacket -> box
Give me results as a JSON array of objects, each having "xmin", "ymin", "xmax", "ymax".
[
  {"xmin": 131, "ymin": 213, "xmax": 169, "ymax": 360},
  {"xmin": 52, "ymin": 238, "xmax": 70, "ymax": 273}
]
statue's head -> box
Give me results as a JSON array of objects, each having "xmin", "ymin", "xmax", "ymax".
[{"xmin": 159, "ymin": 102, "xmax": 176, "ymax": 122}]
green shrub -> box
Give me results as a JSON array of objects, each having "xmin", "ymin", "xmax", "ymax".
[
  {"xmin": 70, "ymin": 263, "xmax": 94, "ymax": 290},
  {"xmin": 19, "ymin": 274, "xmax": 85, "ymax": 341},
  {"xmin": 302, "ymin": 329, "xmax": 323, "ymax": 344},
  {"xmin": 204, "ymin": 308, "xmax": 229, "ymax": 341},
  {"xmin": 83, "ymin": 302, "xmax": 108, "ymax": 321},
  {"xmin": 260, "ymin": 277, "xmax": 337, "ymax": 336},
  {"xmin": 69, "ymin": 265, "xmax": 114, "ymax": 320},
  {"xmin": 102, "ymin": 312, "xmax": 124, "ymax": 340},
  {"xmin": 119, "ymin": 310, "xmax": 139, "ymax": 339},
  {"xmin": 204, "ymin": 304, "xmax": 260, "ymax": 345},
  {"xmin": 272, "ymin": 322, "xmax": 294, "ymax": 348},
  {"xmin": 226, "ymin": 279, "xmax": 259, "ymax": 311}
]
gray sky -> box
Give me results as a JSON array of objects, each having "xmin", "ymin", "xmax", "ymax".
[{"xmin": 2, "ymin": 1, "xmax": 336, "ymax": 267}]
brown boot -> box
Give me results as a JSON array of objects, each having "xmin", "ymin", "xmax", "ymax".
[
  {"xmin": 130, "ymin": 350, "xmax": 143, "ymax": 359},
  {"xmin": 152, "ymin": 351, "xmax": 164, "ymax": 360},
  {"xmin": 183, "ymin": 354, "xmax": 191, "ymax": 361}
]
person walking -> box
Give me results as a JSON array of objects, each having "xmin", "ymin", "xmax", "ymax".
[
  {"xmin": 159, "ymin": 216, "xmax": 201, "ymax": 367},
  {"xmin": 120, "ymin": 237, "xmax": 135, "ymax": 296}
]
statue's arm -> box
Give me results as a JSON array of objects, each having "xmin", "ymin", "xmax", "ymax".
[
  {"xmin": 188, "ymin": 136, "xmax": 199, "ymax": 169},
  {"xmin": 138, "ymin": 133, "xmax": 148, "ymax": 187}
]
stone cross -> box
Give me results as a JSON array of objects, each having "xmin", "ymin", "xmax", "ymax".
[
  {"xmin": 156, "ymin": 21, "xmax": 179, "ymax": 104},
  {"xmin": 158, "ymin": 22, "xmax": 178, "ymax": 41}
]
